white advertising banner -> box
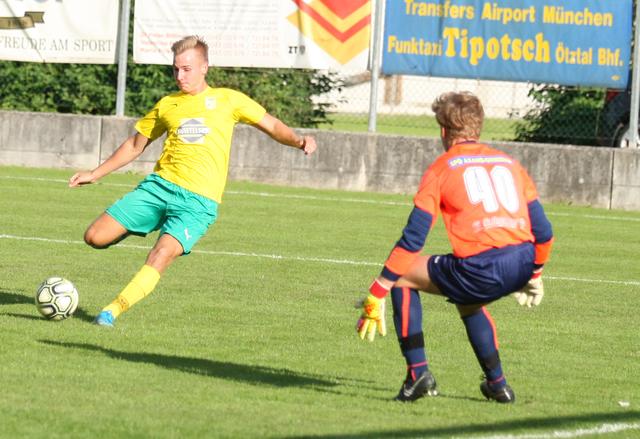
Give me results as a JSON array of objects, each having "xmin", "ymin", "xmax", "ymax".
[
  {"xmin": 0, "ymin": 0, "xmax": 118, "ymax": 64},
  {"xmin": 133, "ymin": 0, "xmax": 371, "ymax": 70}
]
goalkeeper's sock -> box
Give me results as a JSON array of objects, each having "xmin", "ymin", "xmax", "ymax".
[
  {"xmin": 103, "ymin": 265, "xmax": 160, "ymax": 318},
  {"xmin": 461, "ymin": 307, "xmax": 507, "ymax": 390},
  {"xmin": 391, "ymin": 287, "xmax": 428, "ymax": 379}
]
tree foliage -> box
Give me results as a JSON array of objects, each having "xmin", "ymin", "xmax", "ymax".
[
  {"xmin": 0, "ymin": 58, "xmax": 339, "ymax": 128},
  {"xmin": 514, "ymin": 85, "xmax": 604, "ymax": 146},
  {"xmin": 0, "ymin": 62, "xmax": 116, "ymax": 114}
]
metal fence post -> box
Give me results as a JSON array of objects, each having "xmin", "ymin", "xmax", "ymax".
[
  {"xmin": 115, "ymin": 0, "xmax": 131, "ymax": 117},
  {"xmin": 622, "ymin": 0, "xmax": 640, "ymax": 148},
  {"xmin": 367, "ymin": 0, "xmax": 385, "ymax": 133}
]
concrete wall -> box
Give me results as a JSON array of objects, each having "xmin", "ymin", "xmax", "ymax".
[
  {"xmin": 0, "ymin": 111, "xmax": 102, "ymax": 169},
  {"xmin": 493, "ymin": 141, "xmax": 615, "ymax": 208},
  {"xmin": 0, "ymin": 110, "xmax": 638, "ymax": 210},
  {"xmin": 611, "ymin": 148, "xmax": 640, "ymax": 210}
]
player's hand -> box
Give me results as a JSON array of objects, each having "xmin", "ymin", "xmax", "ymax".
[
  {"xmin": 513, "ymin": 267, "xmax": 544, "ymax": 307},
  {"xmin": 355, "ymin": 294, "xmax": 387, "ymax": 341},
  {"xmin": 300, "ymin": 136, "xmax": 317, "ymax": 156},
  {"xmin": 68, "ymin": 171, "xmax": 96, "ymax": 187}
]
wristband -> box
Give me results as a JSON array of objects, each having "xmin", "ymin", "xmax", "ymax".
[
  {"xmin": 531, "ymin": 266, "xmax": 543, "ymax": 279},
  {"xmin": 369, "ymin": 279, "xmax": 390, "ymax": 299}
]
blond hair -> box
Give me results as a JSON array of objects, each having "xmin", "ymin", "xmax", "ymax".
[
  {"xmin": 171, "ymin": 35, "xmax": 209, "ymax": 63},
  {"xmin": 431, "ymin": 91, "xmax": 484, "ymax": 140}
]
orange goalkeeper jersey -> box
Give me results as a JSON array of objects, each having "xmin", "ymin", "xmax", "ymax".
[{"xmin": 383, "ymin": 141, "xmax": 553, "ymax": 279}]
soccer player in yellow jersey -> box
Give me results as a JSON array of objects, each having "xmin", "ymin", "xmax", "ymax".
[{"xmin": 68, "ymin": 36, "xmax": 317, "ymax": 327}]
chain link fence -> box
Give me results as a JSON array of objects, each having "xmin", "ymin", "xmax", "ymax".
[{"xmin": 317, "ymin": 70, "xmax": 613, "ymax": 147}]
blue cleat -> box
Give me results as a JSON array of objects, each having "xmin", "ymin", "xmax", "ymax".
[{"xmin": 93, "ymin": 310, "xmax": 115, "ymax": 327}]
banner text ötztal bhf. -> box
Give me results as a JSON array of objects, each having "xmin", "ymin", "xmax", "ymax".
[{"xmin": 382, "ymin": 0, "xmax": 632, "ymax": 88}]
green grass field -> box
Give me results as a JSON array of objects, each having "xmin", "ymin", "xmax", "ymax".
[
  {"xmin": 320, "ymin": 113, "xmax": 518, "ymax": 141},
  {"xmin": 1, "ymin": 165, "xmax": 639, "ymax": 438}
]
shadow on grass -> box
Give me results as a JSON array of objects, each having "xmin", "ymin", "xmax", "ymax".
[
  {"xmin": 66, "ymin": 307, "xmax": 94, "ymax": 323},
  {"xmin": 39, "ymin": 340, "xmax": 339, "ymax": 389},
  {"xmin": 0, "ymin": 289, "xmax": 33, "ymax": 305},
  {"xmin": 2, "ymin": 307, "xmax": 95, "ymax": 324},
  {"xmin": 0, "ymin": 288, "xmax": 94, "ymax": 323},
  {"xmin": 3, "ymin": 312, "xmax": 42, "ymax": 321},
  {"xmin": 1, "ymin": 286, "xmax": 95, "ymax": 323},
  {"xmin": 288, "ymin": 410, "xmax": 640, "ymax": 438}
]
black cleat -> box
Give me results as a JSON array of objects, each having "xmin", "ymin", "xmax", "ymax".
[
  {"xmin": 480, "ymin": 380, "xmax": 515, "ymax": 403},
  {"xmin": 395, "ymin": 371, "xmax": 438, "ymax": 402}
]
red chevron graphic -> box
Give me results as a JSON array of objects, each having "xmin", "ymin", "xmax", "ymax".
[
  {"xmin": 290, "ymin": 0, "xmax": 370, "ymax": 43},
  {"xmin": 317, "ymin": 0, "xmax": 369, "ymax": 19}
]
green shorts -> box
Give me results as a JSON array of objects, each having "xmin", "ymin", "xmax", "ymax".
[{"xmin": 106, "ymin": 174, "xmax": 218, "ymax": 254}]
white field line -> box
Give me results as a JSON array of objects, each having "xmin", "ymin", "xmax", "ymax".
[
  {"xmin": 1, "ymin": 233, "xmax": 639, "ymax": 287},
  {"xmin": 3, "ymin": 175, "xmax": 640, "ymax": 221},
  {"xmin": 225, "ymin": 190, "xmax": 411, "ymax": 206},
  {"xmin": 544, "ymin": 211, "xmax": 640, "ymax": 222},
  {"xmin": 0, "ymin": 175, "xmax": 409, "ymax": 206},
  {"xmin": 459, "ymin": 422, "xmax": 640, "ymax": 439},
  {"xmin": 0, "ymin": 233, "xmax": 378, "ymax": 267},
  {"xmin": 0, "ymin": 175, "xmax": 135, "ymax": 188}
]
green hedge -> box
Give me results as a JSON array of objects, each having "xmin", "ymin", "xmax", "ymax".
[
  {"xmin": 0, "ymin": 60, "xmax": 338, "ymax": 128},
  {"xmin": 514, "ymin": 85, "xmax": 604, "ymax": 146}
]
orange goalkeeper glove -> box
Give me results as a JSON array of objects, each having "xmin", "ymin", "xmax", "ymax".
[
  {"xmin": 356, "ymin": 294, "xmax": 387, "ymax": 341},
  {"xmin": 513, "ymin": 266, "xmax": 544, "ymax": 307}
]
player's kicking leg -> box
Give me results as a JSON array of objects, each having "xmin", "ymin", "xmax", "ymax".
[
  {"xmin": 84, "ymin": 213, "xmax": 164, "ymax": 327},
  {"xmin": 93, "ymin": 180, "xmax": 217, "ymax": 327},
  {"xmin": 84, "ymin": 213, "xmax": 131, "ymax": 326},
  {"xmin": 83, "ymin": 213, "xmax": 129, "ymax": 249},
  {"xmin": 94, "ymin": 233, "xmax": 182, "ymax": 327}
]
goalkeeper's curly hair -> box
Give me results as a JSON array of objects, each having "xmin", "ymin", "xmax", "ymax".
[{"xmin": 431, "ymin": 91, "xmax": 484, "ymax": 142}]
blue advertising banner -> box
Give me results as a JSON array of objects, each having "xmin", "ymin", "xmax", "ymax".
[{"xmin": 382, "ymin": 0, "xmax": 632, "ymax": 88}]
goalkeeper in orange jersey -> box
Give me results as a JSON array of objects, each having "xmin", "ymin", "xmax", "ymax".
[
  {"xmin": 69, "ymin": 35, "xmax": 317, "ymax": 327},
  {"xmin": 356, "ymin": 91, "xmax": 553, "ymax": 403}
]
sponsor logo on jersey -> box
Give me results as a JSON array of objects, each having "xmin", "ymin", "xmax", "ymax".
[
  {"xmin": 448, "ymin": 155, "xmax": 513, "ymax": 169},
  {"xmin": 177, "ymin": 118, "xmax": 210, "ymax": 144}
]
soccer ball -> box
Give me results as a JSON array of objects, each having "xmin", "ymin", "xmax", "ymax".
[{"xmin": 35, "ymin": 277, "xmax": 79, "ymax": 320}]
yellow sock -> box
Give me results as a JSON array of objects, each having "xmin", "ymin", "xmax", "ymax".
[{"xmin": 103, "ymin": 265, "xmax": 160, "ymax": 318}]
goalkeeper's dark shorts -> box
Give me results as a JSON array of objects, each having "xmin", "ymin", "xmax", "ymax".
[{"xmin": 427, "ymin": 242, "xmax": 535, "ymax": 305}]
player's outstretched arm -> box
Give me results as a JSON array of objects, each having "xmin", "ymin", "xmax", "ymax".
[
  {"xmin": 69, "ymin": 133, "xmax": 152, "ymax": 187},
  {"xmin": 253, "ymin": 113, "xmax": 317, "ymax": 155}
]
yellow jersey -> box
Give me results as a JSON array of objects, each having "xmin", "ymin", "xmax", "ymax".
[{"xmin": 135, "ymin": 86, "xmax": 266, "ymax": 202}]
